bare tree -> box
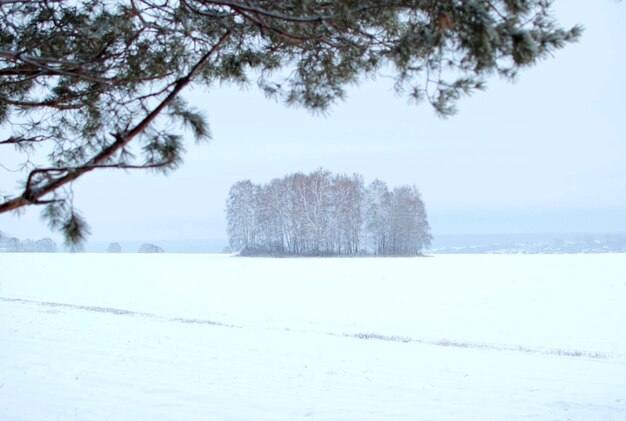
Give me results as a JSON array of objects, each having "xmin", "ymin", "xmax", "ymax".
[
  {"xmin": 226, "ymin": 180, "xmax": 259, "ymax": 252},
  {"xmin": 330, "ymin": 173, "xmax": 363, "ymax": 255},
  {"xmin": 365, "ymin": 180, "xmax": 392, "ymax": 256},
  {"xmin": 389, "ymin": 185, "xmax": 432, "ymax": 255},
  {"xmin": 107, "ymin": 242, "xmax": 122, "ymax": 253}
]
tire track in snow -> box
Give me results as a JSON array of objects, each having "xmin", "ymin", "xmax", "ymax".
[
  {"xmin": 337, "ymin": 332, "xmax": 622, "ymax": 361},
  {"xmin": 0, "ymin": 296, "xmax": 239, "ymax": 328},
  {"xmin": 2, "ymin": 296, "xmax": 621, "ymax": 361}
]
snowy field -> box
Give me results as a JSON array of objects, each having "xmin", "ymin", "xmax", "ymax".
[{"xmin": 1, "ymin": 253, "xmax": 625, "ymax": 420}]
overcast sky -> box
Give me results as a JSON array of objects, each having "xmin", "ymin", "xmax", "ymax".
[{"xmin": 1, "ymin": 0, "xmax": 625, "ymax": 243}]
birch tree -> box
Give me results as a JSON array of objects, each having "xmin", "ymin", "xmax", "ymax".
[{"xmin": 226, "ymin": 179, "xmax": 259, "ymax": 252}]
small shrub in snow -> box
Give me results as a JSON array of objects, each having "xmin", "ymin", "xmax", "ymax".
[
  {"xmin": 138, "ymin": 243, "xmax": 164, "ymax": 253},
  {"xmin": 107, "ymin": 242, "xmax": 122, "ymax": 253}
]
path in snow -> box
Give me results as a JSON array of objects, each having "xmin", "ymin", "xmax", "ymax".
[{"xmin": 1, "ymin": 296, "xmax": 619, "ymax": 361}]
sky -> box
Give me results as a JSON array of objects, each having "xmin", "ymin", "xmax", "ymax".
[{"xmin": 1, "ymin": 0, "xmax": 625, "ymax": 244}]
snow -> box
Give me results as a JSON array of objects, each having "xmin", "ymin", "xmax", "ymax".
[{"xmin": 1, "ymin": 253, "xmax": 625, "ymax": 420}]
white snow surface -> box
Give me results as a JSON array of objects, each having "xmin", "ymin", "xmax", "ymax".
[{"xmin": 1, "ymin": 253, "xmax": 625, "ymax": 420}]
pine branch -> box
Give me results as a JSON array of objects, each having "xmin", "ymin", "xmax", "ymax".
[{"xmin": 0, "ymin": 30, "xmax": 233, "ymax": 214}]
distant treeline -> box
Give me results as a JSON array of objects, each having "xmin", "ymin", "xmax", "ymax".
[
  {"xmin": 0, "ymin": 235, "xmax": 166, "ymax": 254},
  {"xmin": 106, "ymin": 242, "xmax": 165, "ymax": 253},
  {"xmin": 0, "ymin": 236, "xmax": 57, "ymax": 253},
  {"xmin": 433, "ymin": 233, "xmax": 626, "ymax": 254},
  {"xmin": 226, "ymin": 169, "xmax": 431, "ymax": 257}
]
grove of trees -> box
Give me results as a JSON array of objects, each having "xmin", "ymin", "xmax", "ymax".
[
  {"xmin": 226, "ymin": 169, "xmax": 431, "ymax": 256},
  {"xmin": 0, "ymin": 1, "xmax": 580, "ymax": 245}
]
